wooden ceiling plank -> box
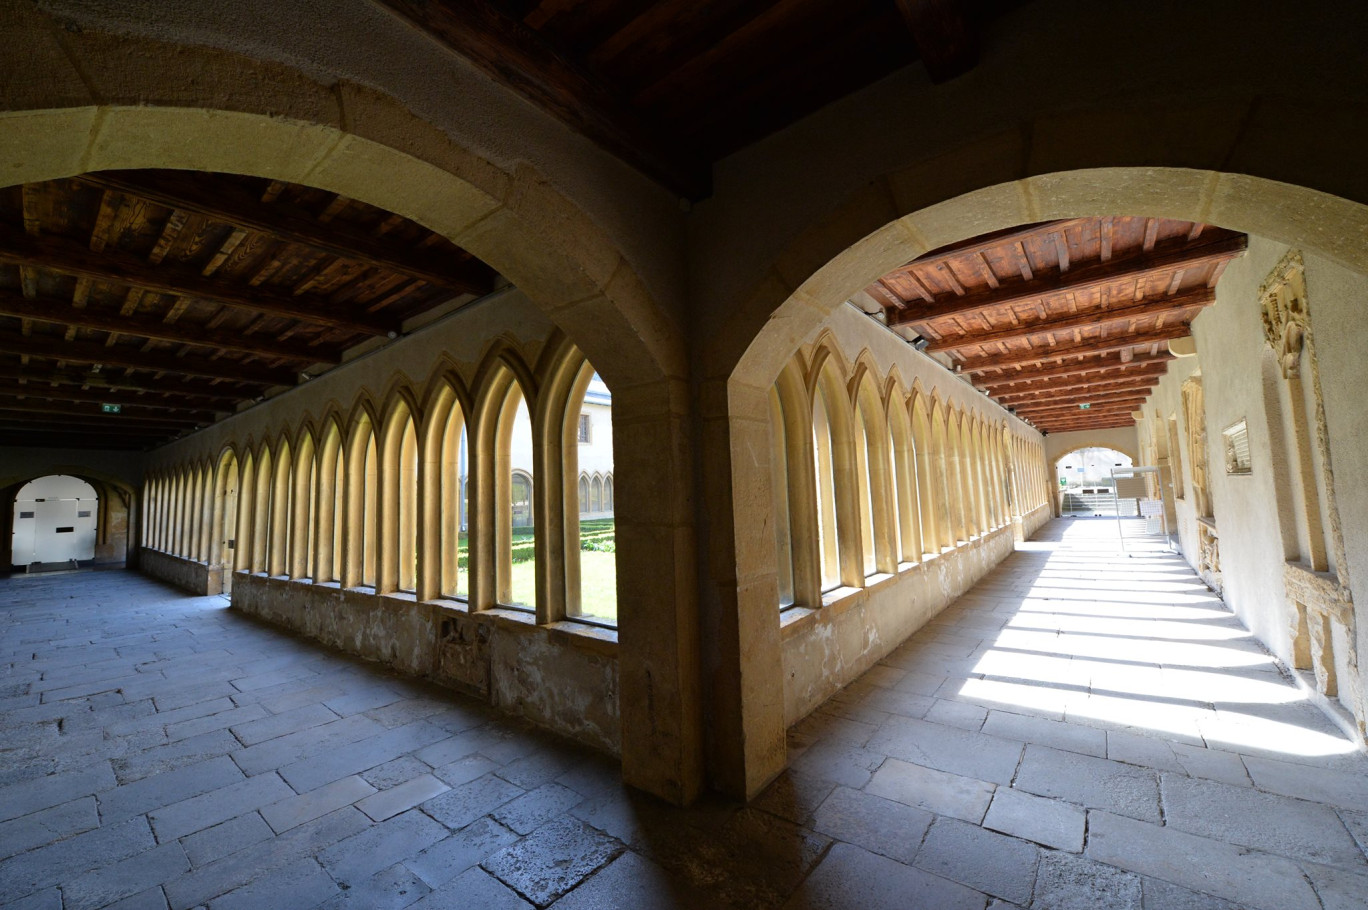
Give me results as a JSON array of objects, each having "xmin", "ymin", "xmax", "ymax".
[
  {"xmin": 0, "ymin": 378, "xmax": 234, "ymax": 411},
  {"xmin": 0, "ymin": 399, "xmax": 209, "ymax": 426},
  {"xmin": 866, "ymin": 281, "xmax": 907, "ymax": 311},
  {"xmin": 891, "ymin": 234, "xmax": 1246, "ymax": 325},
  {"xmin": 1006, "ymin": 391, "xmax": 1153, "ymax": 412},
  {"xmin": 896, "ymin": 220, "xmax": 1082, "ymax": 277},
  {"xmin": 0, "ymin": 290, "xmax": 335, "ymax": 364},
  {"xmin": 996, "ymin": 379, "xmax": 1161, "ymax": 403},
  {"xmin": 1099, "ymin": 215, "xmax": 1114, "ymax": 262},
  {"xmin": 80, "ymin": 172, "xmax": 496, "ymax": 297},
  {"xmin": 976, "ymin": 251, "xmax": 1000, "ymax": 289},
  {"xmin": 895, "ymin": 0, "xmax": 979, "ymax": 82},
  {"xmin": 1142, "ymin": 217, "xmax": 1159, "ymax": 252},
  {"xmin": 371, "ymin": 0, "xmax": 709, "ymax": 200},
  {"xmin": 959, "ymin": 324, "xmax": 1191, "ymax": 374},
  {"xmin": 0, "ymin": 330, "xmax": 292, "ymax": 386},
  {"xmin": 0, "ymin": 228, "xmax": 397, "ymax": 337},
  {"xmin": 1013, "ymin": 399, "xmax": 1145, "ymax": 416},
  {"xmin": 975, "ymin": 351, "xmax": 1176, "ymax": 386},
  {"xmin": 1052, "ymin": 230, "xmax": 1070, "ymax": 272}
]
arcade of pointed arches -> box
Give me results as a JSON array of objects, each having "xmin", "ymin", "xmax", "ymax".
[
  {"xmin": 140, "ymin": 337, "xmax": 616, "ymax": 624},
  {"xmin": 768, "ymin": 334, "xmax": 1050, "ymax": 611}
]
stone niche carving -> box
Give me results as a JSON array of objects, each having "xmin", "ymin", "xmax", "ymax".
[{"xmin": 1259, "ymin": 250, "xmax": 1363, "ymax": 738}]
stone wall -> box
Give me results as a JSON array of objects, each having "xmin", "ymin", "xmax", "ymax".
[
  {"xmin": 140, "ymin": 549, "xmax": 221, "ymax": 596},
  {"xmin": 232, "ymin": 573, "xmax": 620, "ymax": 753}
]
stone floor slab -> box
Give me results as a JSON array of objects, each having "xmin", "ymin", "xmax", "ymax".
[
  {"xmin": 982, "ymin": 786, "xmax": 1085, "ymax": 852},
  {"xmin": 481, "ymin": 817, "xmax": 623, "ymax": 906},
  {"xmin": 1086, "ymin": 810, "xmax": 1322, "ymax": 910}
]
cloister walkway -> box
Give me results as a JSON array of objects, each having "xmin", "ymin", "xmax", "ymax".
[{"xmin": 1, "ymin": 519, "xmax": 1366, "ymax": 909}]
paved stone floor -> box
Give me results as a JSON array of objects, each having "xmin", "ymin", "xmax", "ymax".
[{"xmin": 3, "ymin": 519, "xmax": 1368, "ymax": 910}]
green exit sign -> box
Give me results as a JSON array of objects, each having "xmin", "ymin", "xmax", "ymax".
[
  {"xmin": 101, "ymin": 403, "xmax": 121, "ymax": 414},
  {"xmin": 1078, "ymin": 403, "xmax": 1091, "ymax": 410}
]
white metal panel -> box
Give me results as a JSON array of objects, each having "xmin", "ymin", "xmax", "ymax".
[{"xmin": 12, "ymin": 474, "xmax": 99, "ymax": 564}]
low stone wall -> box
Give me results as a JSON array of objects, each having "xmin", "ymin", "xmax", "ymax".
[
  {"xmin": 435, "ymin": 607, "xmax": 619, "ymax": 754},
  {"xmin": 781, "ymin": 524, "xmax": 1017, "ymax": 726},
  {"xmin": 231, "ymin": 573, "xmax": 620, "ymax": 754},
  {"xmin": 140, "ymin": 549, "xmax": 222, "ymax": 596},
  {"xmin": 1021, "ymin": 503, "xmax": 1051, "ymax": 540}
]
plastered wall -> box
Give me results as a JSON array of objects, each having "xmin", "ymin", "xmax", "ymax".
[{"xmin": 1139, "ymin": 235, "xmax": 1368, "ymax": 736}]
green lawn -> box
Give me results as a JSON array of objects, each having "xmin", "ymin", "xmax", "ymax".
[{"xmin": 453, "ymin": 519, "xmax": 617, "ymax": 621}]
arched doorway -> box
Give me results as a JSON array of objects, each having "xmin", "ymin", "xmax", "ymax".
[
  {"xmin": 10, "ymin": 475, "xmax": 99, "ymax": 567},
  {"xmin": 712, "ymin": 167, "xmax": 1368, "ymax": 794},
  {"xmin": 1053, "ymin": 447, "xmax": 1136, "ymax": 516}
]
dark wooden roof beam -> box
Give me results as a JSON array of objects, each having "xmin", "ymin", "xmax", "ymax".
[
  {"xmin": 927, "ymin": 288, "xmax": 1214, "ymax": 353},
  {"xmin": 0, "ymin": 399, "xmax": 212, "ymax": 425},
  {"xmin": 893, "ymin": 235, "xmax": 1246, "ymax": 325},
  {"xmin": 0, "ymin": 380, "xmax": 229, "ymax": 415},
  {"xmin": 0, "ymin": 364, "xmax": 249, "ymax": 405},
  {"xmin": 975, "ymin": 352, "xmax": 1174, "ymax": 386},
  {"xmin": 0, "ymin": 290, "xmax": 339, "ymax": 365},
  {"xmin": 0, "ymin": 330, "xmax": 295, "ymax": 386},
  {"xmin": 981, "ymin": 362, "xmax": 1169, "ymax": 393},
  {"xmin": 0, "ymin": 229, "xmax": 399, "ymax": 337},
  {"xmin": 374, "ymin": 0, "xmax": 709, "ymax": 201},
  {"xmin": 79, "ymin": 171, "xmax": 496, "ymax": 297},
  {"xmin": 997, "ymin": 385, "xmax": 1160, "ymax": 408},
  {"xmin": 959, "ymin": 325, "xmax": 1191, "ymax": 374},
  {"xmin": 1006, "ymin": 388, "xmax": 1154, "ymax": 410}
]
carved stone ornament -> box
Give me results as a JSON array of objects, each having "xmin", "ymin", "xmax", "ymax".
[{"xmin": 1258, "ymin": 250, "xmax": 1309, "ymax": 378}]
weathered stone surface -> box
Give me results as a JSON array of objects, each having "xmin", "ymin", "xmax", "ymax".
[
  {"xmin": 491, "ymin": 782, "xmax": 585, "ymax": 835},
  {"xmin": 482, "ymin": 817, "xmax": 623, "ymax": 906},
  {"xmin": 356, "ymin": 773, "xmax": 450, "ymax": 822},
  {"xmin": 421, "ymin": 774, "xmax": 524, "ymax": 830},
  {"xmin": 181, "ymin": 812, "xmax": 275, "ymax": 866},
  {"xmin": 1086, "ymin": 811, "xmax": 1322, "ymax": 910},
  {"xmin": 1160, "ymin": 773, "xmax": 1368, "ymax": 868},
  {"xmin": 1014, "ymin": 745, "xmax": 1161, "ymax": 823},
  {"xmin": 867, "ymin": 715, "xmax": 1024, "ymax": 785},
  {"xmin": 261, "ymin": 775, "xmax": 377, "ymax": 834},
  {"xmin": 406, "ymin": 816, "xmax": 521, "ymax": 890},
  {"xmin": 1033, "ymin": 851, "xmax": 1142, "ymax": 910},
  {"xmin": 866, "ymin": 757, "xmax": 995, "ymax": 822},
  {"xmin": 410, "ymin": 866, "xmax": 532, "ymax": 909},
  {"xmin": 781, "ymin": 843, "xmax": 987, "ymax": 910},
  {"xmin": 982, "ymin": 786, "xmax": 1085, "ymax": 852},
  {"xmin": 811, "ymin": 785, "xmax": 933, "ymax": 864},
  {"xmin": 319, "ymin": 809, "xmax": 449, "ymax": 884},
  {"xmin": 913, "ymin": 817, "xmax": 1038, "ymax": 905}
]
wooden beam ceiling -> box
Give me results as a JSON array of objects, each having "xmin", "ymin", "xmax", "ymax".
[
  {"xmin": 0, "ymin": 289, "xmax": 338, "ymax": 365},
  {"xmin": 975, "ymin": 352, "xmax": 1175, "ymax": 386},
  {"xmin": 2, "ymin": 171, "xmax": 502, "ymax": 447},
  {"xmin": 0, "ymin": 329, "xmax": 296, "ymax": 386},
  {"xmin": 958, "ymin": 324, "xmax": 1192, "ymax": 374},
  {"xmin": 0, "ymin": 364, "xmax": 251, "ymax": 406},
  {"xmin": 982, "ymin": 362, "xmax": 1170, "ymax": 394},
  {"xmin": 998, "ymin": 386, "xmax": 1159, "ymax": 409},
  {"xmin": 0, "ymin": 398, "xmax": 214, "ymax": 425},
  {"xmin": 78, "ymin": 172, "xmax": 496, "ymax": 296},
  {"xmin": 0, "ymin": 228, "xmax": 398, "ymax": 337},
  {"xmin": 891, "ymin": 235, "xmax": 1246, "ymax": 326},
  {"xmin": 375, "ymin": 0, "xmax": 710, "ymax": 200},
  {"xmin": 925, "ymin": 288, "xmax": 1213, "ymax": 353},
  {"xmin": 0, "ymin": 381, "xmax": 229, "ymax": 415}
]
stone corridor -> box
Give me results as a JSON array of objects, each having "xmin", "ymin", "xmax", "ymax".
[{"xmin": 2, "ymin": 520, "xmax": 1367, "ymax": 909}]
